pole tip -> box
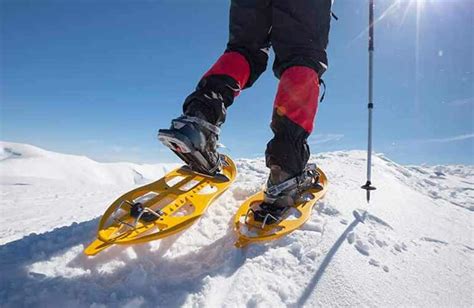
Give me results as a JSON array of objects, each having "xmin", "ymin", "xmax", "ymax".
[
  {"xmin": 361, "ymin": 181, "xmax": 376, "ymax": 190},
  {"xmin": 361, "ymin": 181, "xmax": 376, "ymax": 202}
]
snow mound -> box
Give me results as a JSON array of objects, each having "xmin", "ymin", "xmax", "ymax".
[
  {"xmin": 0, "ymin": 141, "xmax": 179, "ymax": 186},
  {"xmin": 0, "ymin": 143, "xmax": 472, "ymax": 307}
]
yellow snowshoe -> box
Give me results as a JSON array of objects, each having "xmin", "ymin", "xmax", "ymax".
[
  {"xmin": 84, "ymin": 155, "xmax": 236, "ymax": 256},
  {"xmin": 233, "ymin": 165, "xmax": 328, "ymax": 248}
]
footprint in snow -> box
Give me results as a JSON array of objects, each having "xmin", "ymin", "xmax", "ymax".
[
  {"xmin": 354, "ymin": 240, "xmax": 370, "ymax": 256},
  {"xmin": 347, "ymin": 231, "xmax": 355, "ymax": 244},
  {"xmin": 368, "ymin": 258, "xmax": 380, "ymax": 267},
  {"xmin": 369, "ymin": 259, "xmax": 391, "ymax": 273},
  {"xmin": 393, "ymin": 242, "xmax": 408, "ymax": 253},
  {"xmin": 375, "ymin": 239, "xmax": 388, "ymax": 248},
  {"xmin": 318, "ymin": 203, "xmax": 340, "ymax": 217}
]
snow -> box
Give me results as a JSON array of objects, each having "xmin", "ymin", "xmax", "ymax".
[{"xmin": 0, "ymin": 141, "xmax": 473, "ymax": 307}]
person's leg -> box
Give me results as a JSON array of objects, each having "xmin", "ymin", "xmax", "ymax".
[
  {"xmin": 183, "ymin": 0, "xmax": 272, "ymax": 126},
  {"xmin": 266, "ymin": 0, "xmax": 332, "ymax": 178},
  {"xmin": 159, "ymin": 0, "xmax": 272, "ymax": 174},
  {"xmin": 252, "ymin": 0, "xmax": 332, "ymax": 221}
]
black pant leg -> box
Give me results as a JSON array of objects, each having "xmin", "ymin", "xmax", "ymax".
[
  {"xmin": 183, "ymin": 0, "xmax": 272, "ymax": 125},
  {"xmin": 271, "ymin": 0, "xmax": 332, "ymax": 78},
  {"xmin": 226, "ymin": 0, "xmax": 272, "ymax": 88},
  {"xmin": 265, "ymin": 0, "xmax": 332, "ymax": 176}
]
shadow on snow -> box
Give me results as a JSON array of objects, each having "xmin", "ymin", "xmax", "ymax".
[{"xmin": 0, "ymin": 217, "xmax": 268, "ymax": 307}]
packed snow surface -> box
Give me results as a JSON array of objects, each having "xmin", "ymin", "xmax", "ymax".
[{"xmin": 0, "ymin": 141, "xmax": 473, "ymax": 307}]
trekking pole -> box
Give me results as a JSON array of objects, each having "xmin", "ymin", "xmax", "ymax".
[{"xmin": 361, "ymin": 0, "xmax": 376, "ymax": 203}]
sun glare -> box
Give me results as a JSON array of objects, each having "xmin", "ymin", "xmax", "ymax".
[
  {"xmin": 348, "ymin": 0, "xmax": 430, "ymax": 46},
  {"xmin": 415, "ymin": 0, "xmax": 427, "ymax": 10}
]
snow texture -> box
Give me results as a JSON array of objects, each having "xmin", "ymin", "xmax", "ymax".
[{"xmin": 0, "ymin": 141, "xmax": 473, "ymax": 307}]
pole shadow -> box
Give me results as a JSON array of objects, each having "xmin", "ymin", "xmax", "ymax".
[{"xmin": 294, "ymin": 218, "xmax": 360, "ymax": 307}]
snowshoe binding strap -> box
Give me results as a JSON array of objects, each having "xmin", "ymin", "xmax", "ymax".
[
  {"xmin": 252, "ymin": 203, "xmax": 289, "ymax": 227},
  {"xmin": 180, "ymin": 154, "xmax": 228, "ymax": 179},
  {"xmin": 252, "ymin": 164, "xmax": 321, "ymax": 226},
  {"xmin": 265, "ymin": 163, "xmax": 321, "ymax": 202},
  {"xmin": 129, "ymin": 202, "xmax": 162, "ymax": 223},
  {"xmin": 171, "ymin": 116, "xmax": 221, "ymax": 136}
]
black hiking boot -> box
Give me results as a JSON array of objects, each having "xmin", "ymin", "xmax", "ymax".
[
  {"xmin": 253, "ymin": 164, "xmax": 321, "ymax": 225},
  {"xmin": 158, "ymin": 114, "xmax": 221, "ymax": 175},
  {"xmin": 158, "ymin": 75, "xmax": 238, "ymax": 176}
]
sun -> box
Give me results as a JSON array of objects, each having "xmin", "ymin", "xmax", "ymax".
[{"xmin": 348, "ymin": 0, "xmax": 437, "ymax": 48}]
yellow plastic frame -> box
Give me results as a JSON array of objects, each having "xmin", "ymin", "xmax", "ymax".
[
  {"xmin": 84, "ymin": 155, "xmax": 236, "ymax": 256},
  {"xmin": 233, "ymin": 168, "xmax": 328, "ymax": 248}
]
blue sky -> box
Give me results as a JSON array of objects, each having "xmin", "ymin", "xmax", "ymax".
[{"xmin": 1, "ymin": 0, "xmax": 473, "ymax": 165}]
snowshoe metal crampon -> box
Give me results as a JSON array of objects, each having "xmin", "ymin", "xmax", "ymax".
[
  {"xmin": 84, "ymin": 155, "xmax": 236, "ymax": 256},
  {"xmin": 233, "ymin": 165, "xmax": 328, "ymax": 248}
]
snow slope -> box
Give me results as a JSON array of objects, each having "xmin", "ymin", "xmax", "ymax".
[
  {"xmin": 0, "ymin": 141, "xmax": 180, "ymax": 244},
  {"xmin": 0, "ymin": 141, "xmax": 472, "ymax": 307}
]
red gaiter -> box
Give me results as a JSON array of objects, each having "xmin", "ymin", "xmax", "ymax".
[
  {"xmin": 203, "ymin": 52, "xmax": 250, "ymax": 96},
  {"xmin": 273, "ymin": 66, "xmax": 320, "ymax": 133}
]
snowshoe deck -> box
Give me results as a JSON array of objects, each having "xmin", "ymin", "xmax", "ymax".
[
  {"xmin": 233, "ymin": 167, "xmax": 328, "ymax": 248},
  {"xmin": 84, "ymin": 155, "xmax": 236, "ymax": 256}
]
